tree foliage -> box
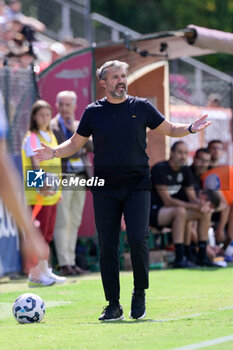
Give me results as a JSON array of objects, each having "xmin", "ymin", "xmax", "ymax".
[
  {"xmin": 91, "ymin": 0, "xmax": 233, "ymax": 73},
  {"xmin": 20, "ymin": 0, "xmax": 233, "ymax": 73}
]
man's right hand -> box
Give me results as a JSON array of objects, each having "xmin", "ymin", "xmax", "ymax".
[
  {"xmin": 200, "ymin": 201, "xmax": 214, "ymax": 214},
  {"xmin": 33, "ymin": 142, "xmax": 54, "ymax": 161}
]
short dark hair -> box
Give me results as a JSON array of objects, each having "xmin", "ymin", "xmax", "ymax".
[
  {"xmin": 194, "ymin": 148, "xmax": 210, "ymax": 158},
  {"xmin": 208, "ymin": 140, "xmax": 223, "ymax": 148},
  {"xmin": 171, "ymin": 141, "xmax": 185, "ymax": 152},
  {"xmin": 96, "ymin": 60, "xmax": 129, "ymax": 81},
  {"xmin": 201, "ymin": 189, "xmax": 221, "ymax": 209}
]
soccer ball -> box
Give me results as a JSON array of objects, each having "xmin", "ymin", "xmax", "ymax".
[{"xmin": 12, "ymin": 293, "xmax": 45, "ymax": 324}]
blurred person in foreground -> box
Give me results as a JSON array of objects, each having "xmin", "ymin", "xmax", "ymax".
[
  {"xmin": 0, "ymin": 92, "xmax": 48, "ymax": 274},
  {"xmin": 33, "ymin": 60, "xmax": 212, "ymax": 322}
]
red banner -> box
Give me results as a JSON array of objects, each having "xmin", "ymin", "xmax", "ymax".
[{"xmin": 38, "ymin": 48, "xmax": 93, "ymax": 121}]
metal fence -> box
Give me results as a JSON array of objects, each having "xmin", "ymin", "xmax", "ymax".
[
  {"xmin": 22, "ymin": 0, "xmax": 92, "ymax": 42},
  {"xmin": 21, "ymin": 0, "xmax": 139, "ymax": 44},
  {"xmin": 0, "ymin": 66, "xmax": 37, "ymax": 155},
  {"xmin": 169, "ymin": 57, "xmax": 233, "ymax": 108}
]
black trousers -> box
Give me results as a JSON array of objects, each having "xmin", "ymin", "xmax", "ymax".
[{"xmin": 93, "ymin": 188, "xmax": 150, "ymax": 302}]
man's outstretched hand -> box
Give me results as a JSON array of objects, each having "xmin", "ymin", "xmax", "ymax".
[
  {"xmin": 33, "ymin": 142, "xmax": 54, "ymax": 161},
  {"xmin": 191, "ymin": 114, "xmax": 212, "ymax": 133}
]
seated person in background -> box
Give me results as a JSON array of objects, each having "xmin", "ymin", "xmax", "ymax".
[
  {"xmin": 202, "ymin": 166, "xmax": 233, "ymax": 251},
  {"xmin": 207, "ymin": 139, "xmax": 224, "ymax": 168},
  {"xmin": 190, "ymin": 148, "xmax": 229, "ymax": 245},
  {"xmin": 189, "ymin": 148, "xmax": 211, "ymax": 193},
  {"xmin": 185, "ymin": 189, "xmax": 221, "ymax": 263},
  {"xmin": 150, "ymin": 141, "xmax": 213, "ymax": 268}
]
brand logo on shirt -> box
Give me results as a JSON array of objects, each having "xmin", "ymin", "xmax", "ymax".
[
  {"xmin": 177, "ymin": 173, "xmax": 184, "ymax": 183},
  {"xmin": 26, "ymin": 168, "xmax": 45, "ymax": 188}
]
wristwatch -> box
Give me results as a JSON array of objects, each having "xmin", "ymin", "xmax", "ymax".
[
  {"xmin": 52, "ymin": 149, "xmax": 56, "ymax": 159},
  {"xmin": 188, "ymin": 123, "xmax": 196, "ymax": 134}
]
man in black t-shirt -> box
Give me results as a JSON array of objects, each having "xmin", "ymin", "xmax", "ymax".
[
  {"xmin": 190, "ymin": 148, "xmax": 211, "ymax": 194},
  {"xmin": 150, "ymin": 141, "xmax": 213, "ymax": 268},
  {"xmin": 34, "ymin": 60, "xmax": 212, "ymax": 322}
]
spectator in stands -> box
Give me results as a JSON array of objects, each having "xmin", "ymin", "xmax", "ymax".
[
  {"xmin": 6, "ymin": 0, "xmax": 21, "ymax": 20},
  {"xmin": 11, "ymin": 15, "xmax": 36, "ymax": 43},
  {"xmin": 0, "ymin": 0, "xmax": 7, "ymax": 30},
  {"xmin": 62, "ymin": 36, "xmax": 89, "ymax": 54},
  {"xmin": 21, "ymin": 99, "xmax": 66, "ymax": 286},
  {"xmin": 4, "ymin": 13, "xmax": 43, "ymax": 68},
  {"xmin": 51, "ymin": 91, "xmax": 93, "ymax": 276},
  {"xmin": 207, "ymin": 93, "xmax": 222, "ymax": 108},
  {"xmin": 6, "ymin": 36, "xmax": 36, "ymax": 68},
  {"xmin": 6, "ymin": 0, "xmax": 45, "ymax": 33},
  {"xmin": 150, "ymin": 141, "xmax": 214, "ymax": 267},
  {"xmin": 208, "ymin": 139, "xmax": 224, "ymax": 168},
  {"xmin": 49, "ymin": 42, "xmax": 67, "ymax": 63},
  {"xmin": 0, "ymin": 91, "xmax": 48, "ymax": 274}
]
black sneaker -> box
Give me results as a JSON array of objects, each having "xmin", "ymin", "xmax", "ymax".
[
  {"xmin": 196, "ymin": 257, "xmax": 218, "ymax": 267},
  {"xmin": 98, "ymin": 302, "xmax": 124, "ymax": 321},
  {"xmin": 129, "ymin": 289, "xmax": 146, "ymax": 320},
  {"xmin": 173, "ymin": 256, "xmax": 196, "ymax": 268}
]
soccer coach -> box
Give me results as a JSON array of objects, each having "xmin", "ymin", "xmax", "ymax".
[{"xmin": 34, "ymin": 60, "xmax": 212, "ymax": 321}]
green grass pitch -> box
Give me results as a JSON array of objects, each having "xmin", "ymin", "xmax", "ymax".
[{"xmin": 1, "ymin": 267, "xmax": 233, "ymax": 350}]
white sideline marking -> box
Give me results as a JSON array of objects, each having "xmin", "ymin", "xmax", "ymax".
[
  {"xmin": 152, "ymin": 305, "xmax": 233, "ymax": 322},
  {"xmin": 0, "ymin": 300, "xmax": 71, "ymax": 319},
  {"xmin": 170, "ymin": 334, "xmax": 233, "ymax": 350}
]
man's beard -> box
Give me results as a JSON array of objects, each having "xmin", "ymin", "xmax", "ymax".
[{"xmin": 110, "ymin": 83, "xmax": 127, "ymax": 99}]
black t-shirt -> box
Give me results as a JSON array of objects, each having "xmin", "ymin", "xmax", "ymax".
[
  {"xmin": 77, "ymin": 96, "xmax": 164, "ymax": 187},
  {"xmin": 151, "ymin": 161, "xmax": 194, "ymax": 206},
  {"xmin": 175, "ymin": 164, "xmax": 201, "ymax": 201}
]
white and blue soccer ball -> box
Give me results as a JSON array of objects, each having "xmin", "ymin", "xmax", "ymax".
[{"xmin": 12, "ymin": 293, "xmax": 45, "ymax": 324}]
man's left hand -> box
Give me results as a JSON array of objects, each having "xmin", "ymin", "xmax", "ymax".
[{"xmin": 191, "ymin": 114, "xmax": 212, "ymax": 133}]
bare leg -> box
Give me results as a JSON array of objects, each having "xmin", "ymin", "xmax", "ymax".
[
  {"xmin": 186, "ymin": 210, "xmax": 211, "ymax": 241},
  {"xmin": 227, "ymin": 205, "xmax": 233, "ymax": 242},
  {"xmin": 157, "ymin": 206, "xmax": 187, "ymax": 243}
]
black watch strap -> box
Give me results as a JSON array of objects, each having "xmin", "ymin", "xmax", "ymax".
[{"xmin": 188, "ymin": 123, "xmax": 196, "ymax": 134}]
